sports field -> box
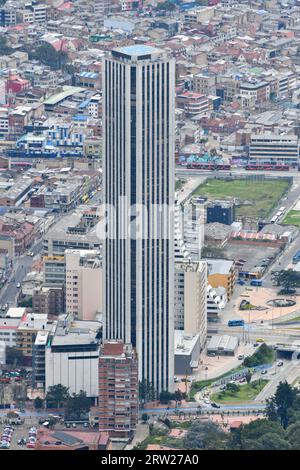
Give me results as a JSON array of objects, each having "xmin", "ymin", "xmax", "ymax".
[{"xmin": 193, "ymin": 178, "xmax": 290, "ymax": 219}]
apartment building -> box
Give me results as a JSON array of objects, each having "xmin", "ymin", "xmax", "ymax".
[
  {"xmin": 206, "ymin": 259, "xmax": 236, "ymax": 301},
  {"xmin": 32, "ymin": 285, "xmax": 65, "ymax": 316},
  {"xmin": 65, "ymin": 249, "xmax": 102, "ymax": 320},
  {"xmin": 174, "ymin": 260, "xmax": 207, "ymax": 351},
  {"xmin": 98, "ymin": 340, "xmax": 138, "ymax": 438},
  {"xmin": 177, "ymin": 91, "xmax": 210, "ymax": 118},
  {"xmin": 239, "ymin": 81, "xmax": 270, "ymax": 108},
  {"xmin": 15, "ymin": 313, "xmax": 48, "ymax": 364},
  {"xmin": 193, "ymin": 72, "xmax": 216, "ymax": 95}
]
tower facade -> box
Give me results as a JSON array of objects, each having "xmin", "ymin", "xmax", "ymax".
[{"xmin": 103, "ymin": 45, "xmax": 175, "ymax": 393}]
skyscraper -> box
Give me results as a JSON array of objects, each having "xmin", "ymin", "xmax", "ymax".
[{"xmin": 103, "ymin": 45, "xmax": 175, "ymax": 393}]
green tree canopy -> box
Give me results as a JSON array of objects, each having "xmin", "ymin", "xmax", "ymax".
[
  {"xmin": 266, "ymin": 381, "xmax": 297, "ymax": 428},
  {"xmin": 65, "ymin": 390, "xmax": 91, "ymax": 420},
  {"xmin": 183, "ymin": 421, "xmax": 228, "ymax": 450},
  {"xmin": 46, "ymin": 384, "xmax": 70, "ymax": 408}
]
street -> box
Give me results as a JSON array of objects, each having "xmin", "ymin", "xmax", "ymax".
[{"xmin": 0, "ymin": 240, "xmax": 42, "ymax": 310}]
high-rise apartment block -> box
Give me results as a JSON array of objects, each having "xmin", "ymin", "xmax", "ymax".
[
  {"xmin": 174, "ymin": 259, "xmax": 207, "ymax": 348},
  {"xmin": 65, "ymin": 249, "xmax": 102, "ymax": 321},
  {"xmin": 98, "ymin": 340, "xmax": 138, "ymax": 438},
  {"xmin": 103, "ymin": 45, "xmax": 175, "ymax": 393}
]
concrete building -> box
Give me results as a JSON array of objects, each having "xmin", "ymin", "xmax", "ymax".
[
  {"xmin": 174, "ymin": 260, "xmax": 207, "ymax": 350},
  {"xmin": 0, "ymin": 317, "xmax": 20, "ymax": 347},
  {"xmin": 32, "ymin": 285, "xmax": 65, "ymax": 316},
  {"xmin": 43, "ymin": 208, "xmax": 101, "ymax": 256},
  {"xmin": 35, "ymin": 428, "xmax": 111, "ymax": 450},
  {"xmin": 98, "ymin": 340, "xmax": 138, "ymax": 438},
  {"xmin": 32, "ymin": 330, "xmax": 49, "ymax": 389},
  {"xmin": 43, "ymin": 256, "xmax": 66, "ymax": 286},
  {"xmin": 207, "ymin": 201, "xmax": 235, "ymax": 226},
  {"xmin": 65, "ymin": 249, "xmax": 102, "ymax": 320},
  {"xmin": 45, "ymin": 315, "xmax": 101, "ymax": 398},
  {"xmin": 207, "ymin": 285, "xmax": 227, "ymax": 323},
  {"xmin": 206, "ymin": 259, "xmax": 236, "ymax": 300},
  {"xmin": 174, "ymin": 330, "xmax": 201, "ymax": 375},
  {"xmin": 103, "ymin": 45, "xmax": 175, "ymax": 393},
  {"xmin": 207, "ymin": 335, "xmax": 239, "ymax": 356},
  {"xmin": 16, "ymin": 313, "xmax": 48, "ymax": 364},
  {"xmin": 249, "ymin": 134, "xmax": 299, "ymax": 166}
]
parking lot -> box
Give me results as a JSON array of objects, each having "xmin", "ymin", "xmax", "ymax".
[
  {"xmin": 0, "ymin": 416, "xmax": 40, "ymax": 450},
  {"xmin": 224, "ymin": 243, "xmax": 280, "ymax": 274}
]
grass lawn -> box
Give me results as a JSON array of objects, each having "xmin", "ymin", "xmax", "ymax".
[
  {"xmin": 211, "ymin": 380, "xmax": 268, "ymax": 404},
  {"xmin": 193, "ymin": 178, "xmax": 290, "ymax": 219},
  {"xmin": 282, "ymin": 210, "xmax": 300, "ymax": 228},
  {"xmin": 279, "ymin": 315, "xmax": 300, "ymax": 324},
  {"xmin": 189, "ymin": 365, "xmax": 244, "ymax": 399},
  {"xmin": 175, "ymin": 179, "xmax": 186, "ymax": 191}
]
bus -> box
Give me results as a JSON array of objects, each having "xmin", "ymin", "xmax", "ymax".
[
  {"xmin": 228, "ymin": 320, "xmax": 245, "ymax": 327},
  {"xmin": 250, "ymin": 279, "xmax": 263, "ymax": 287}
]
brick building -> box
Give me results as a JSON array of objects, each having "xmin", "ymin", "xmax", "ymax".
[{"xmin": 98, "ymin": 340, "xmax": 138, "ymax": 438}]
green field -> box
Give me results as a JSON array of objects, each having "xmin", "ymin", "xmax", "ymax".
[
  {"xmin": 211, "ymin": 380, "xmax": 268, "ymax": 404},
  {"xmin": 282, "ymin": 210, "xmax": 300, "ymax": 228},
  {"xmin": 193, "ymin": 178, "xmax": 290, "ymax": 219}
]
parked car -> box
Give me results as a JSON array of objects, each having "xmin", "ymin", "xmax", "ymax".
[
  {"xmin": 261, "ymin": 370, "xmax": 268, "ymax": 375},
  {"xmin": 16, "ymin": 283, "xmax": 21, "ymax": 288},
  {"xmin": 238, "ymin": 355, "xmax": 244, "ymax": 360},
  {"xmin": 211, "ymin": 402, "xmax": 221, "ymax": 409},
  {"xmin": 277, "ymin": 361, "xmax": 284, "ymax": 367}
]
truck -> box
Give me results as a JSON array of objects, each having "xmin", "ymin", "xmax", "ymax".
[{"xmin": 250, "ymin": 279, "xmax": 263, "ymax": 287}]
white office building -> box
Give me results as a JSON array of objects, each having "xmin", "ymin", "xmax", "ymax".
[
  {"xmin": 45, "ymin": 315, "xmax": 101, "ymax": 398},
  {"xmin": 103, "ymin": 45, "xmax": 175, "ymax": 393}
]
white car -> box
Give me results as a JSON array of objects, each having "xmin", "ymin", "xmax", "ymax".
[{"xmin": 16, "ymin": 283, "xmax": 21, "ymax": 288}]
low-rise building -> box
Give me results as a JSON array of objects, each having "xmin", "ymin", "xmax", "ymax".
[{"xmin": 206, "ymin": 259, "xmax": 236, "ymax": 300}]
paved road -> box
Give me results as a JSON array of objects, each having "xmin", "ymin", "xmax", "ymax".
[
  {"xmin": 255, "ymin": 361, "xmax": 300, "ymax": 402},
  {"xmin": 0, "ymin": 240, "xmax": 42, "ymax": 309},
  {"xmin": 175, "ymin": 168, "xmax": 300, "ymax": 179}
]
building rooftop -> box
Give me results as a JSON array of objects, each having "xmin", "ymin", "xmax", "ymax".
[
  {"xmin": 112, "ymin": 45, "xmax": 162, "ymax": 59},
  {"xmin": 207, "ymin": 259, "xmax": 234, "ymax": 275},
  {"xmin": 174, "ymin": 330, "xmax": 199, "ymax": 356}
]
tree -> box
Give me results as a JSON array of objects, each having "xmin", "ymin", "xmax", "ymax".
[
  {"xmin": 173, "ymin": 390, "xmax": 186, "ymax": 403},
  {"xmin": 159, "ymin": 390, "xmax": 173, "ymax": 404},
  {"xmin": 139, "ymin": 379, "xmax": 156, "ymax": 407},
  {"xmin": 226, "ymin": 383, "xmax": 240, "ymax": 394},
  {"xmin": 155, "ymin": 1, "xmax": 176, "ymax": 11},
  {"xmin": 245, "ymin": 371, "xmax": 252, "ymax": 385},
  {"xmin": 34, "ymin": 397, "xmax": 44, "ymax": 410},
  {"xmin": 276, "ymin": 269, "xmax": 300, "ymax": 292},
  {"xmin": 183, "ymin": 421, "xmax": 228, "ymax": 450},
  {"xmin": 46, "ymin": 384, "xmax": 70, "ymax": 408},
  {"xmin": 5, "ymin": 347, "xmax": 23, "ymax": 367},
  {"xmin": 141, "ymin": 413, "xmax": 149, "ymax": 424},
  {"xmin": 0, "ymin": 36, "xmax": 13, "ymax": 55},
  {"xmin": 285, "ymin": 422, "xmax": 300, "ymax": 449},
  {"xmin": 32, "ymin": 43, "xmax": 69, "ymax": 70},
  {"xmin": 259, "ymin": 432, "xmax": 290, "ymax": 450},
  {"xmin": 65, "ymin": 390, "xmax": 91, "ymax": 420},
  {"xmin": 228, "ymin": 419, "xmax": 285, "ymax": 450},
  {"xmin": 266, "ymin": 381, "xmax": 297, "ymax": 429}
]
